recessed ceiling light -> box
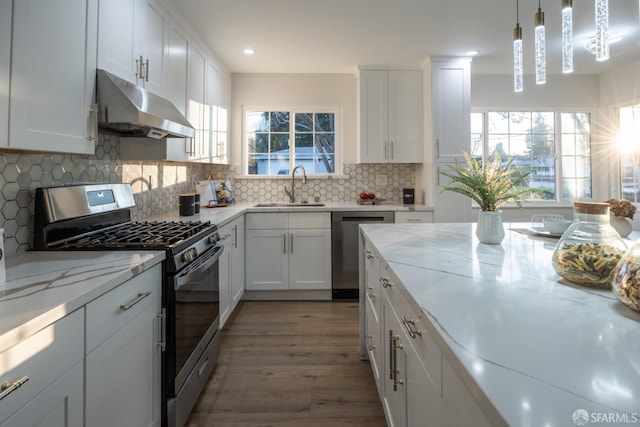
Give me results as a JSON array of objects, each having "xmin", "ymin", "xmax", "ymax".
[
  {"xmin": 466, "ymin": 50, "xmax": 480, "ymax": 56},
  {"xmin": 243, "ymin": 48, "xmax": 255, "ymax": 55}
]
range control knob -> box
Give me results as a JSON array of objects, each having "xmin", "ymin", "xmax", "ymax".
[
  {"xmin": 182, "ymin": 247, "xmax": 198, "ymax": 263},
  {"xmin": 209, "ymin": 233, "xmax": 221, "ymax": 244}
]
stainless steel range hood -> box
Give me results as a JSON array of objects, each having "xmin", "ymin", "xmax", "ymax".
[{"xmin": 96, "ymin": 69, "xmax": 195, "ymax": 139}]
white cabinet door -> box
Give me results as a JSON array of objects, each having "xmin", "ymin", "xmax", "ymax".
[
  {"xmin": 0, "ymin": 362, "xmax": 84, "ymax": 427},
  {"xmin": 245, "ymin": 229, "xmax": 289, "ymax": 290},
  {"xmin": 359, "ymin": 70, "xmax": 422, "ymax": 164},
  {"xmin": 230, "ymin": 217, "xmax": 245, "ymax": 306},
  {"xmin": 0, "ymin": 0, "xmax": 11, "ymax": 148},
  {"xmin": 97, "ymin": 0, "xmax": 168, "ymax": 93},
  {"xmin": 207, "ymin": 61, "xmax": 231, "ymax": 164},
  {"xmin": 432, "ymin": 58, "xmax": 471, "ymax": 163},
  {"xmin": 388, "ymin": 70, "xmax": 423, "ymax": 162},
  {"xmin": 9, "ymin": 0, "xmax": 97, "ymax": 154},
  {"xmin": 382, "ymin": 300, "xmax": 407, "ymax": 427},
  {"xmin": 85, "ymin": 266, "xmax": 162, "ymax": 427},
  {"xmin": 288, "ymin": 228, "xmax": 331, "ymax": 290},
  {"xmin": 97, "ymin": 0, "xmax": 137, "ymax": 84},
  {"xmin": 218, "ymin": 232, "xmax": 232, "ymax": 327},
  {"xmin": 136, "ymin": 0, "xmax": 168, "ymax": 95},
  {"xmin": 359, "ymin": 70, "xmax": 388, "ymax": 163},
  {"xmin": 187, "ymin": 42, "xmax": 208, "ymax": 162}
]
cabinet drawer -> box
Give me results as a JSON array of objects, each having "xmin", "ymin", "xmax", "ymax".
[
  {"xmin": 86, "ymin": 264, "xmax": 162, "ymax": 353},
  {"xmin": 0, "ymin": 309, "xmax": 84, "ymax": 424},
  {"xmin": 289, "ymin": 212, "xmax": 330, "ymax": 228},
  {"xmin": 246, "ymin": 213, "xmax": 288, "ymax": 229},
  {"xmin": 395, "ymin": 211, "xmax": 434, "ymax": 223}
]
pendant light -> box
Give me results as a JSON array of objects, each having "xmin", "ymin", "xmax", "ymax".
[
  {"xmin": 561, "ymin": 0, "xmax": 573, "ymax": 73},
  {"xmin": 534, "ymin": 0, "xmax": 546, "ymax": 84},
  {"xmin": 514, "ymin": 0, "xmax": 524, "ymax": 92},
  {"xmin": 595, "ymin": 0, "xmax": 609, "ymax": 61}
]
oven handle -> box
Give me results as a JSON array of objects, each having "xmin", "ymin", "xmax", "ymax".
[{"xmin": 174, "ymin": 245, "xmax": 223, "ymax": 289}]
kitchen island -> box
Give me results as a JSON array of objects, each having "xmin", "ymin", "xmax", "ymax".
[{"xmin": 359, "ymin": 223, "xmax": 640, "ymax": 427}]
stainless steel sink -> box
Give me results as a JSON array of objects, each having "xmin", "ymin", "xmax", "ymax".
[{"xmin": 254, "ymin": 202, "xmax": 325, "ymax": 207}]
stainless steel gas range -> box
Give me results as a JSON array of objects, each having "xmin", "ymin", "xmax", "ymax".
[{"xmin": 33, "ymin": 183, "xmax": 223, "ymax": 427}]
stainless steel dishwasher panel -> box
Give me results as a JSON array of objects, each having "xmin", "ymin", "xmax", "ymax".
[{"xmin": 331, "ymin": 211, "xmax": 394, "ymax": 299}]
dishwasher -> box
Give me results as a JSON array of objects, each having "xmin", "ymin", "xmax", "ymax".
[{"xmin": 331, "ymin": 211, "xmax": 395, "ymax": 299}]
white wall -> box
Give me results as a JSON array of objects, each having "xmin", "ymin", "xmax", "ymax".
[{"xmin": 230, "ymin": 73, "xmax": 358, "ymax": 169}]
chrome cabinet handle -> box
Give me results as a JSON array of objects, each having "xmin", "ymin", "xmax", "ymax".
[
  {"xmin": 390, "ymin": 141, "xmax": 394, "ymax": 159},
  {"xmin": 135, "ymin": 55, "xmax": 144, "ymax": 81},
  {"xmin": 363, "ymin": 249, "xmax": 374, "ymax": 259},
  {"xmin": 379, "ymin": 277, "xmax": 391, "ymax": 288},
  {"xmin": 120, "ymin": 291, "xmax": 151, "ymax": 311},
  {"xmin": 290, "ymin": 233, "xmax": 294, "ymax": 253},
  {"xmin": 233, "ymin": 225, "xmax": 238, "ymax": 248},
  {"xmin": 88, "ymin": 104, "xmax": 99, "ymax": 142},
  {"xmin": 402, "ymin": 316, "xmax": 422, "ymax": 338},
  {"xmin": 436, "ymin": 138, "xmax": 440, "ymax": 158},
  {"xmin": 283, "ymin": 233, "xmax": 287, "ymax": 253},
  {"xmin": 0, "ymin": 376, "xmax": 29, "ymax": 401},
  {"xmin": 157, "ymin": 308, "xmax": 166, "ymax": 352},
  {"xmin": 144, "ymin": 58, "xmax": 149, "ymax": 82},
  {"xmin": 220, "ymin": 233, "xmax": 232, "ymax": 240}
]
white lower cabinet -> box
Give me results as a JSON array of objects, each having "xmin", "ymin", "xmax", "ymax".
[
  {"xmin": 0, "ymin": 310, "xmax": 84, "ymax": 427},
  {"xmin": 218, "ymin": 216, "xmax": 245, "ymax": 327},
  {"xmin": 245, "ymin": 213, "xmax": 331, "ymax": 293},
  {"xmin": 85, "ymin": 264, "xmax": 163, "ymax": 427},
  {"xmin": 362, "ymin": 233, "xmax": 495, "ymax": 427}
]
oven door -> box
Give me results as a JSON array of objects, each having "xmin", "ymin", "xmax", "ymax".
[{"xmin": 169, "ymin": 244, "xmax": 223, "ymax": 396}]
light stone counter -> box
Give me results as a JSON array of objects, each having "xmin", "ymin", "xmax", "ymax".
[
  {"xmin": 360, "ymin": 222, "xmax": 640, "ymax": 427},
  {"xmin": 0, "ymin": 250, "xmax": 165, "ymax": 354},
  {"xmin": 148, "ymin": 202, "xmax": 433, "ymax": 227}
]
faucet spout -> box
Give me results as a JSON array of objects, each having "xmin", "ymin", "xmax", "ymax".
[{"xmin": 284, "ymin": 165, "xmax": 307, "ymax": 203}]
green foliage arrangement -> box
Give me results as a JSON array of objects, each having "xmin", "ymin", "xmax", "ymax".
[{"xmin": 439, "ymin": 151, "xmax": 538, "ymax": 212}]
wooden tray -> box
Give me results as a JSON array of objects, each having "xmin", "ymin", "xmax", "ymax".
[{"xmin": 203, "ymin": 203, "xmax": 229, "ymax": 208}]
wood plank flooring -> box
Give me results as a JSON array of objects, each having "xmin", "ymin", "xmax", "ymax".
[{"xmin": 186, "ymin": 300, "xmax": 387, "ymax": 427}]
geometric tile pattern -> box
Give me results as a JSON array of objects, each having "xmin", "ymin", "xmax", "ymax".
[
  {"xmin": 228, "ymin": 163, "xmax": 415, "ymax": 205},
  {"xmin": 0, "ymin": 133, "xmax": 415, "ymax": 257}
]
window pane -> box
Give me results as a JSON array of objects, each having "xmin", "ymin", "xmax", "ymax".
[
  {"xmin": 314, "ymin": 152, "xmax": 335, "ymax": 173},
  {"xmin": 488, "ymin": 112, "xmax": 509, "ymax": 134},
  {"xmin": 315, "ymin": 113, "xmax": 334, "ymax": 132},
  {"xmin": 247, "ymin": 111, "xmax": 268, "ymax": 132},
  {"xmin": 295, "ymin": 133, "xmax": 313, "ymax": 148},
  {"xmin": 295, "ymin": 113, "xmax": 313, "ymax": 132},
  {"xmin": 316, "ymin": 134, "xmax": 335, "ymax": 154},
  {"xmin": 270, "ymin": 134, "xmax": 290, "ymax": 153},
  {"xmin": 269, "ymin": 154, "xmax": 289, "ymax": 175},
  {"xmin": 249, "ymin": 133, "xmax": 268, "ymax": 153},
  {"xmin": 270, "ymin": 112, "xmax": 289, "ymax": 132}
]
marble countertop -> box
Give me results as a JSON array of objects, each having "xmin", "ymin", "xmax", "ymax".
[
  {"xmin": 360, "ymin": 223, "xmax": 640, "ymax": 427},
  {"xmin": 148, "ymin": 202, "xmax": 433, "ymax": 227},
  {"xmin": 0, "ymin": 250, "xmax": 165, "ymax": 354}
]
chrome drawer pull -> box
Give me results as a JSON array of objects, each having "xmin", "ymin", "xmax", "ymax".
[
  {"xmin": 0, "ymin": 376, "xmax": 29, "ymax": 401},
  {"xmin": 120, "ymin": 291, "xmax": 151, "ymax": 311},
  {"xmin": 402, "ymin": 316, "xmax": 422, "ymax": 338}
]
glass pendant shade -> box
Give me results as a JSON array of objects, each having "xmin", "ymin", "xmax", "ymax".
[
  {"xmin": 514, "ymin": 24, "xmax": 523, "ymax": 92},
  {"xmin": 561, "ymin": 0, "xmax": 573, "ymax": 73},
  {"xmin": 534, "ymin": 7, "xmax": 546, "ymax": 84},
  {"xmin": 595, "ymin": 0, "xmax": 609, "ymax": 61}
]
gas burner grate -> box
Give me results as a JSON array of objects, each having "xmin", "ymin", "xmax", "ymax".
[{"xmin": 60, "ymin": 220, "xmax": 213, "ymax": 249}]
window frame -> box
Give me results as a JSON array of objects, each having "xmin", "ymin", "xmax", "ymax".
[
  {"xmin": 471, "ymin": 108, "xmax": 595, "ymax": 205},
  {"xmin": 242, "ymin": 106, "xmax": 343, "ymax": 178},
  {"xmin": 617, "ymin": 102, "xmax": 640, "ymax": 203}
]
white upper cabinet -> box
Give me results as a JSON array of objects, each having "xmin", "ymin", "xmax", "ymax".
[
  {"xmin": 0, "ymin": 0, "xmax": 11, "ymax": 148},
  {"xmin": 97, "ymin": 0, "xmax": 169, "ymax": 95},
  {"xmin": 8, "ymin": 0, "xmax": 98, "ymax": 154},
  {"xmin": 359, "ymin": 69, "xmax": 423, "ymax": 163},
  {"xmin": 431, "ymin": 57, "xmax": 471, "ymax": 163},
  {"xmin": 207, "ymin": 61, "xmax": 231, "ymax": 164},
  {"xmin": 187, "ymin": 41, "xmax": 208, "ymax": 162}
]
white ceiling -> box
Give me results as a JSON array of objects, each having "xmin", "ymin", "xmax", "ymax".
[{"xmin": 166, "ymin": 0, "xmax": 640, "ymax": 76}]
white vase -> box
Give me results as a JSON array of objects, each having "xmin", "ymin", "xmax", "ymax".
[
  {"xmin": 476, "ymin": 211, "xmax": 505, "ymax": 244},
  {"xmin": 610, "ymin": 215, "xmax": 632, "ymax": 238}
]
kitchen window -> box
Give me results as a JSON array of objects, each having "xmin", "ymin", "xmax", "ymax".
[
  {"xmin": 471, "ymin": 111, "xmax": 592, "ymax": 201},
  {"xmin": 618, "ymin": 104, "xmax": 640, "ymax": 203},
  {"xmin": 244, "ymin": 109, "xmax": 338, "ymax": 176}
]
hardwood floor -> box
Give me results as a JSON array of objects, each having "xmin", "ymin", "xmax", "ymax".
[{"xmin": 186, "ymin": 300, "xmax": 387, "ymax": 427}]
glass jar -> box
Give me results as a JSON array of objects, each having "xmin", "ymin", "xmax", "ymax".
[
  {"xmin": 611, "ymin": 241, "xmax": 640, "ymax": 311},
  {"xmin": 551, "ymin": 202, "xmax": 628, "ymax": 288}
]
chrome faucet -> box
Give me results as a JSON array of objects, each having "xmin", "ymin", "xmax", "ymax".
[{"xmin": 284, "ymin": 165, "xmax": 307, "ymax": 203}]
